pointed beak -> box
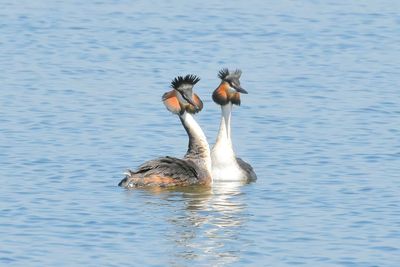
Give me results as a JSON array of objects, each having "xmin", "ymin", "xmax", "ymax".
[
  {"xmin": 182, "ymin": 91, "xmax": 200, "ymax": 111},
  {"xmin": 235, "ymin": 86, "xmax": 248, "ymax": 94}
]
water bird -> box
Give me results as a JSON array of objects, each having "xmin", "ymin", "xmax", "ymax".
[
  {"xmin": 119, "ymin": 75, "xmax": 212, "ymax": 188},
  {"xmin": 211, "ymin": 68, "xmax": 257, "ymax": 182}
]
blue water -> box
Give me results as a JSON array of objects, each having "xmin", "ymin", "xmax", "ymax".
[{"xmin": 1, "ymin": 1, "xmax": 399, "ymax": 266}]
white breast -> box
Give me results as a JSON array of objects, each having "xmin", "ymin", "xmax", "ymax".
[{"xmin": 211, "ymin": 132, "xmax": 246, "ymax": 181}]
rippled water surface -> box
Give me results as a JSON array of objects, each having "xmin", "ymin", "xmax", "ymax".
[{"xmin": 1, "ymin": 1, "xmax": 399, "ymax": 266}]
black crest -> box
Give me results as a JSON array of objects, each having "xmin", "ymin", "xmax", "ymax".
[
  {"xmin": 218, "ymin": 68, "xmax": 242, "ymax": 80},
  {"xmin": 218, "ymin": 68, "xmax": 230, "ymax": 80},
  {"xmin": 171, "ymin": 74, "xmax": 200, "ymax": 89}
]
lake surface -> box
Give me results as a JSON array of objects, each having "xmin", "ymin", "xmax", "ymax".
[{"xmin": 1, "ymin": 1, "xmax": 399, "ymax": 266}]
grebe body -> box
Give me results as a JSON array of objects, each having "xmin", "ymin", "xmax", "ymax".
[
  {"xmin": 119, "ymin": 75, "xmax": 212, "ymax": 188},
  {"xmin": 211, "ymin": 69, "xmax": 257, "ymax": 182}
]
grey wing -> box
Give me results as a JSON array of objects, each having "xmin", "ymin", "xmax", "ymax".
[
  {"xmin": 236, "ymin": 157, "xmax": 257, "ymax": 181},
  {"xmin": 135, "ymin": 156, "xmax": 198, "ymax": 179},
  {"xmin": 119, "ymin": 156, "xmax": 199, "ymax": 187}
]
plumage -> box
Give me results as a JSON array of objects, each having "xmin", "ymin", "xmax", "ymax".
[
  {"xmin": 212, "ymin": 83, "xmax": 229, "ymax": 106},
  {"xmin": 119, "ymin": 75, "xmax": 211, "ymax": 189},
  {"xmin": 162, "ymin": 90, "xmax": 182, "ymax": 114},
  {"xmin": 236, "ymin": 157, "xmax": 257, "ymax": 181},
  {"xmin": 218, "ymin": 68, "xmax": 242, "ymax": 81},
  {"xmin": 213, "ymin": 69, "xmax": 244, "ymax": 106},
  {"xmin": 171, "ymin": 74, "xmax": 200, "ymax": 90},
  {"xmin": 185, "ymin": 94, "xmax": 203, "ymax": 114},
  {"xmin": 218, "ymin": 68, "xmax": 230, "ymax": 80},
  {"xmin": 230, "ymin": 92, "xmax": 241, "ymax": 106},
  {"xmin": 211, "ymin": 69, "xmax": 257, "ymax": 182},
  {"xmin": 163, "ymin": 90, "xmax": 203, "ymax": 115},
  {"xmin": 118, "ymin": 156, "xmax": 201, "ymax": 187}
]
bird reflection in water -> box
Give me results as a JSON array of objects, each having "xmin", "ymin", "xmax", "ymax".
[{"xmin": 162, "ymin": 181, "xmax": 250, "ymax": 266}]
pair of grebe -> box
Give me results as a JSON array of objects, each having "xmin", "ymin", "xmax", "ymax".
[{"xmin": 118, "ymin": 69, "xmax": 256, "ymax": 188}]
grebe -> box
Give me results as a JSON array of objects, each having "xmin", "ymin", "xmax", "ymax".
[
  {"xmin": 119, "ymin": 75, "xmax": 212, "ymax": 188},
  {"xmin": 211, "ymin": 68, "xmax": 257, "ymax": 182}
]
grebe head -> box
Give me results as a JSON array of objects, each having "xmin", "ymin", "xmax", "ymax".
[
  {"xmin": 212, "ymin": 68, "xmax": 248, "ymax": 106},
  {"xmin": 163, "ymin": 74, "xmax": 203, "ymax": 115}
]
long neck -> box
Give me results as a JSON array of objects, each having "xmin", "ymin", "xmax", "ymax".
[
  {"xmin": 215, "ymin": 103, "xmax": 233, "ymax": 147},
  {"xmin": 179, "ymin": 112, "xmax": 212, "ymax": 178}
]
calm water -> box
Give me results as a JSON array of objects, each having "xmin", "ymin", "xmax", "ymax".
[{"xmin": 1, "ymin": 1, "xmax": 399, "ymax": 266}]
